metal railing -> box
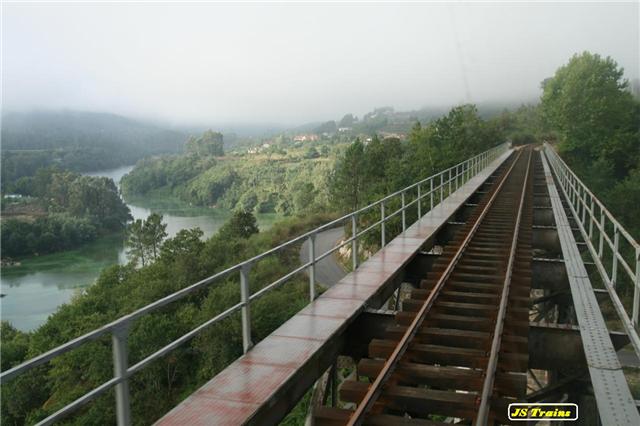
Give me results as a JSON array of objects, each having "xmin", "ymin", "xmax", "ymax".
[
  {"xmin": 543, "ymin": 143, "xmax": 640, "ymax": 358},
  {"xmin": 0, "ymin": 142, "xmax": 510, "ymax": 425}
]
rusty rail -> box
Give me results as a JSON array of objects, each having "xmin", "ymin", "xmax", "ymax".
[{"xmin": 345, "ymin": 148, "xmax": 531, "ymax": 425}]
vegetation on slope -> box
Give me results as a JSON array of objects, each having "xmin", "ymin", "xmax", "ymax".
[
  {"xmin": 121, "ymin": 135, "xmax": 337, "ymax": 216},
  {"xmin": 1, "ymin": 111, "xmax": 187, "ymax": 187}
]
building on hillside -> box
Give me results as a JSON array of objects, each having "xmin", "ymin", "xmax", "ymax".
[{"xmin": 293, "ymin": 134, "xmax": 319, "ymax": 142}]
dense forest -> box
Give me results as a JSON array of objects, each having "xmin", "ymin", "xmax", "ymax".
[
  {"xmin": 1, "ymin": 111, "xmax": 187, "ymax": 187},
  {"xmin": 1, "ymin": 51, "xmax": 639, "ymax": 425},
  {"xmin": 1, "ymin": 168, "xmax": 131, "ymax": 257}
]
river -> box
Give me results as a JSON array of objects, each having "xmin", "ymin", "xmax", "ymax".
[{"xmin": 1, "ymin": 165, "xmax": 278, "ymax": 331}]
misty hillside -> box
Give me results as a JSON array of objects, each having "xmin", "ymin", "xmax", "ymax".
[
  {"xmin": 1, "ymin": 110, "xmax": 187, "ymax": 154},
  {"xmin": 1, "ymin": 111, "xmax": 189, "ymax": 182}
]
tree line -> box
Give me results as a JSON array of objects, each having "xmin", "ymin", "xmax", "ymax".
[{"xmin": 1, "ymin": 168, "xmax": 131, "ymax": 257}]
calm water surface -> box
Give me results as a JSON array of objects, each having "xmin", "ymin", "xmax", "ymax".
[{"xmin": 1, "ymin": 165, "xmax": 278, "ymax": 331}]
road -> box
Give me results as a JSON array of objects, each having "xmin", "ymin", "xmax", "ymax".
[{"xmin": 300, "ymin": 227, "xmax": 347, "ymax": 287}]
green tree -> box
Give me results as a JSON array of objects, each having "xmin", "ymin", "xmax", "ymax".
[
  {"xmin": 541, "ymin": 52, "xmax": 639, "ymax": 181},
  {"xmin": 144, "ymin": 213, "xmax": 169, "ymax": 260},
  {"xmin": 126, "ymin": 219, "xmax": 149, "ymax": 266},
  {"xmin": 186, "ymin": 130, "xmax": 224, "ymax": 156},
  {"xmin": 126, "ymin": 214, "xmax": 168, "ymax": 266},
  {"xmin": 328, "ymin": 139, "xmax": 366, "ymax": 211},
  {"xmin": 219, "ymin": 210, "xmax": 259, "ymax": 239}
]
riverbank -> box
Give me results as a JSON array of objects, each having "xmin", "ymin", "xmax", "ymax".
[{"xmin": 0, "ymin": 165, "xmax": 280, "ymax": 331}]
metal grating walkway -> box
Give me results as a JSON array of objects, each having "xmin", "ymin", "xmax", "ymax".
[{"xmin": 541, "ymin": 150, "xmax": 639, "ymax": 425}]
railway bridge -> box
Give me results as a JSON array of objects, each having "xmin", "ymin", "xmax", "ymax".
[{"xmin": 3, "ymin": 143, "xmax": 640, "ymax": 425}]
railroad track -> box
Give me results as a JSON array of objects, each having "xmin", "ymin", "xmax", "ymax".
[{"xmin": 315, "ymin": 146, "xmax": 534, "ymax": 425}]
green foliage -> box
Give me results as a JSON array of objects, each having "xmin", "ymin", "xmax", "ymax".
[
  {"xmin": 329, "ymin": 105, "xmax": 503, "ymax": 214},
  {"xmin": 328, "ymin": 139, "xmax": 366, "ymax": 211},
  {"xmin": 541, "ymin": 51, "xmax": 640, "ymax": 239},
  {"xmin": 218, "ymin": 210, "xmax": 260, "ymax": 240},
  {"xmin": 122, "ymin": 152, "xmax": 334, "ymax": 216},
  {"xmin": 185, "ymin": 130, "xmax": 224, "ymax": 157},
  {"xmin": 126, "ymin": 213, "xmax": 168, "ymax": 267},
  {"xmin": 541, "ymin": 52, "xmax": 639, "ymax": 183},
  {"xmin": 1, "ymin": 214, "xmax": 98, "ymax": 258},
  {"xmin": 1, "ymin": 169, "xmax": 131, "ymax": 258},
  {"xmin": 0, "ymin": 213, "xmax": 335, "ymax": 425}
]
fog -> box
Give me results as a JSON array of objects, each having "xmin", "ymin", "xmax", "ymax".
[{"xmin": 2, "ymin": 2, "xmax": 639, "ymax": 125}]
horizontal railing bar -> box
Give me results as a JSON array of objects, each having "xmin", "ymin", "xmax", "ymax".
[
  {"xmin": 315, "ymin": 238, "xmax": 353, "ymax": 263},
  {"xmin": 0, "ymin": 262, "xmax": 242, "ymax": 381},
  {"xmin": 250, "ymin": 262, "xmax": 311, "ymax": 301},
  {"xmin": 127, "ymin": 302, "xmax": 243, "ymax": 376},
  {"xmin": 546, "ymin": 146, "xmax": 638, "ymax": 250},
  {"xmin": 36, "ymin": 377, "xmax": 121, "ymax": 426}
]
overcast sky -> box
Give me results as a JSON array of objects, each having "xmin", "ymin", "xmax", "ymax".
[{"xmin": 2, "ymin": 1, "xmax": 639, "ymax": 125}]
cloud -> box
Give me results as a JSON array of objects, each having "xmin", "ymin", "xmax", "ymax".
[{"xmin": 2, "ymin": 2, "xmax": 638, "ymax": 125}]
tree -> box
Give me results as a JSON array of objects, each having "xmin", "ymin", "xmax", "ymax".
[
  {"xmin": 328, "ymin": 139, "xmax": 366, "ymax": 211},
  {"xmin": 304, "ymin": 147, "xmax": 320, "ymax": 159},
  {"xmin": 126, "ymin": 213, "xmax": 168, "ymax": 266},
  {"xmin": 315, "ymin": 121, "xmax": 337, "ymax": 134},
  {"xmin": 144, "ymin": 213, "xmax": 168, "ymax": 260},
  {"xmin": 186, "ymin": 130, "xmax": 224, "ymax": 157},
  {"xmin": 541, "ymin": 52, "xmax": 639, "ymax": 180},
  {"xmin": 339, "ymin": 113, "xmax": 355, "ymax": 127},
  {"xmin": 126, "ymin": 219, "xmax": 148, "ymax": 267},
  {"xmin": 219, "ymin": 210, "xmax": 259, "ymax": 239}
]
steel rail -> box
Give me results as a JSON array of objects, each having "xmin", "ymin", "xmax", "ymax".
[
  {"xmin": 346, "ymin": 148, "xmax": 523, "ymax": 426},
  {"xmin": 475, "ymin": 148, "xmax": 532, "ymax": 425}
]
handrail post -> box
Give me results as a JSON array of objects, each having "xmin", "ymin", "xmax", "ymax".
[
  {"xmin": 240, "ymin": 263, "xmax": 253, "ymax": 353},
  {"xmin": 401, "ymin": 191, "xmax": 406, "ymax": 231},
  {"xmin": 598, "ymin": 211, "xmax": 605, "ymax": 258},
  {"xmin": 308, "ymin": 233, "xmax": 316, "ymax": 301},
  {"xmin": 440, "ymin": 173, "xmax": 444, "ymax": 204},
  {"xmin": 633, "ymin": 248, "xmax": 640, "ymax": 328},
  {"xmin": 430, "ymin": 178, "xmax": 434, "ymax": 211},
  {"xmin": 588, "ymin": 196, "xmax": 594, "ymax": 240},
  {"xmin": 351, "ymin": 214, "xmax": 358, "ymax": 270},
  {"xmin": 448, "ymin": 168, "xmax": 452, "ymax": 195},
  {"xmin": 581, "ymin": 187, "xmax": 586, "ymax": 225},
  {"xmin": 417, "ymin": 184, "xmax": 422, "ymax": 218},
  {"xmin": 612, "ymin": 226, "xmax": 619, "ymax": 288},
  {"xmin": 381, "ymin": 202, "xmax": 386, "ymax": 247},
  {"xmin": 112, "ymin": 323, "xmax": 131, "ymax": 426}
]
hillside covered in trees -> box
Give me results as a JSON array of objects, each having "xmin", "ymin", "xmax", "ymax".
[
  {"xmin": 121, "ymin": 130, "xmax": 337, "ymax": 216},
  {"xmin": 1, "ymin": 111, "xmax": 187, "ymax": 187}
]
